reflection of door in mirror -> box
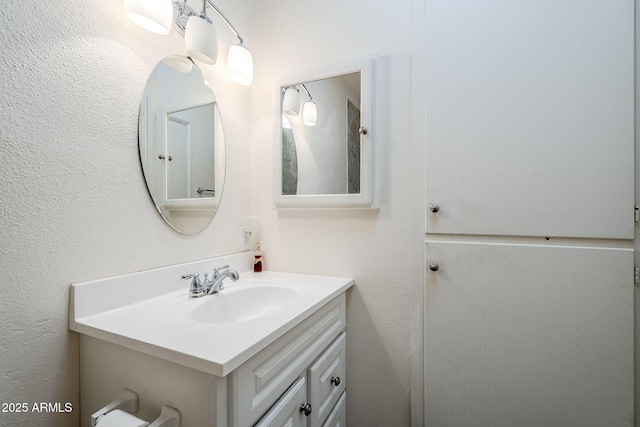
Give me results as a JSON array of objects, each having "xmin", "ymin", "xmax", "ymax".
[
  {"xmin": 281, "ymin": 72, "xmax": 361, "ymax": 196},
  {"xmin": 166, "ymin": 104, "xmax": 216, "ymax": 200}
]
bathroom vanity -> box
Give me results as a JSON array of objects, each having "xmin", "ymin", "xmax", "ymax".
[{"xmin": 70, "ymin": 252, "xmax": 352, "ymax": 426}]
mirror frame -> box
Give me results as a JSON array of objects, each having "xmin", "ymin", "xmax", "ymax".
[{"xmin": 273, "ymin": 55, "xmax": 377, "ymax": 208}]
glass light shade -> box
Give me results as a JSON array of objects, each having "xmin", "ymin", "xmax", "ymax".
[
  {"xmin": 283, "ymin": 88, "xmax": 300, "ymax": 116},
  {"xmin": 162, "ymin": 55, "xmax": 193, "ymax": 73},
  {"xmin": 302, "ymin": 101, "xmax": 317, "ymax": 126},
  {"xmin": 228, "ymin": 44, "xmax": 254, "ymax": 86},
  {"xmin": 123, "ymin": 0, "xmax": 173, "ymax": 35},
  {"xmin": 185, "ymin": 16, "xmax": 219, "ymax": 65}
]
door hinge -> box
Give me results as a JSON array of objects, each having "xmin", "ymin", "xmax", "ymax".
[
  {"xmin": 635, "ymin": 205, "xmax": 639, "ymax": 223},
  {"xmin": 635, "ymin": 266, "xmax": 639, "ymax": 285}
]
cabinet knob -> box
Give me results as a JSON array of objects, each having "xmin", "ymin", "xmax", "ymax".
[
  {"xmin": 331, "ymin": 376, "xmax": 341, "ymax": 387},
  {"xmin": 359, "ymin": 126, "xmax": 368, "ymax": 135},
  {"xmin": 429, "ymin": 204, "xmax": 440, "ymax": 213},
  {"xmin": 429, "ymin": 262, "xmax": 439, "ymax": 272},
  {"xmin": 300, "ymin": 403, "xmax": 312, "ymax": 416},
  {"xmin": 158, "ymin": 154, "xmax": 166, "ymax": 160}
]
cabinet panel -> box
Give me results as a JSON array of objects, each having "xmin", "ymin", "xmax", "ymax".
[
  {"xmin": 322, "ymin": 392, "xmax": 346, "ymax": 427},
  {"xmin": 424, "ymin": 241, "xmax": 634, "ymax": 426},
  {"xmin": 425, "ymin": 0, "xmax": 634, "ymax": 238},
  {"xmin": 255, "ymin": 377, "xmax": 308, "ymax": 427},
  {"xmin": 308, "ymin": 332, "xmax": 346, "ymax": 427}
]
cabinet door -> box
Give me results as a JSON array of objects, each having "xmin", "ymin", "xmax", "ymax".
[
  {"xmin": 424, "ymin": 241, "xmax": 633, "ymax": 426},
  {"xmin": 308, "ymin": 332, "xmax": 346, "ymax": 427},
  {"xmin": 425, "ymin": 0, "xmax": 634, "ymax": 239},
  {"xmin": 322, "ymin": 392, "xmax": 346, "ymax": 427},
  {"xmin": 255, "ymin": 377, "xmax": 309, "ymax": 427}
]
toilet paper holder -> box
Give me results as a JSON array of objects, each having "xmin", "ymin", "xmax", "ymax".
[
  {"xmin": 91, "ymin": 388, "xmax": 181, "ymax": 427},
  {"xmin": 91, "ymin": 389, "xmax": 139, "ymax": 426}
]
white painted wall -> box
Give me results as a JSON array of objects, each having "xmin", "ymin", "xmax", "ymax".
[
  {"xmin": 250, "ymin": 0, "xmax": 413, "ymax": 425},
  {"xmin": 0, "ymin": 0, "xmax": 253, "ymax": 425}
]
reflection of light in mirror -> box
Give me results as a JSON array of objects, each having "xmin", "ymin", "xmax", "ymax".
[
  {"xmin": 162, "ymin": 55, "xmax": 194, "ymax": 73},
  {"xmin": 302, "ymin": 100, "xmax": 317, "ymax": 127},
  {"xmin": 282, "ymin": 115, "xmax": 292, "ymax": 130},
  {"xmin": 283, "ymin": 87, "xmax": 300, "ymax": 116}
]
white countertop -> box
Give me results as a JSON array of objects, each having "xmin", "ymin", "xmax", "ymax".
[{"xmin": 69, "ymin": 253, "xmax": 353, "ymax": 377}]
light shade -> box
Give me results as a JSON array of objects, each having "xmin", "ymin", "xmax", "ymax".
[
  {"xmin": 123, "ymin": 0, "xmax": 173, "ymax": 35},
  {"xmin": 228, "ymin": 44, "xmax": 254, "ymax": 86},
  {"xmin": 283, "ymin": 87, "xmax": 300, "ymax": 116},
  {"xmin": 302, "ymin": 100, "xmax": 317, "ymax": 126},
  {"xmin": 185, "ymin": 16, "xmax": 219, "ymax": 65}
]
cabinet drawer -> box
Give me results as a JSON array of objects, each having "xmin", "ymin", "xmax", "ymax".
[
  {"xmin": 230, "ymin": 295, "xmax": 346, "ymax": 427},
  {"xmin": 255, "ymin": 377, "xmax": 308, "ymax": 427},
  {"xmin": 322, "ymin": 391, "xmax": 346, "ymax": 427},
  {"xmin": 308, "ymin": 332, "xmax": 346, "ymax": 427}
]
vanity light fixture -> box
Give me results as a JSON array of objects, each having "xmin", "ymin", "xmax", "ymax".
[
  {"xmin": 162, "ymin": 55, "xmax": 194, "ymax": 73},
  {"xmin": 124, "ymin": 0, "xmax": 173, "ymax": 35},
  {"xmin": 283, "ymin": 87, "xmax": 301, "ymax": 116},
  {"xmin": 184, "ymin": 1, "xmax": 219, "ymax": 65},
  {"xmin": 124, "ymin": 0, "xmax": 254, "ymax": 86},
  {"xmin": 300, "ymin": 84, "xmax": 317, "ymax": 127},
  {"xmin": 282, "ymin": 84, "xmax": 317, "ymax": 126}
]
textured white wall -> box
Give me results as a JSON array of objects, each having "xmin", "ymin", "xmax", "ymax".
[
  {"xmin": 250, "ymin": 0, "xmax": 413, "ymax": 425},
  {"xmin": 0, "ymin": 0, "xmax": 253, "ymax": 426}
]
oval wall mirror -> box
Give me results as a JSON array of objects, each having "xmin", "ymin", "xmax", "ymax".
[
  {"xmin": 274, "ymin": 56, "xmax": 376, "ymax": 208},
  {"xmin": 139, "ymin": 57, "xmax": 226, "ymax": 234}
]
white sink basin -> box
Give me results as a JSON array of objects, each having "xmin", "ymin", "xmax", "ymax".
[{"xmin": 183, "ymin": 285, "xmax": 299, "ymax": 324}]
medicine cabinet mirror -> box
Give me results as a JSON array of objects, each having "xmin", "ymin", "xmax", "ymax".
[
  {"xmin": 139, "ymin": 57, "xmax": 226, "ymax": 234},
  {"xmin": 274, "ymin": 56, "xmax": 376, "ymax": 208}
]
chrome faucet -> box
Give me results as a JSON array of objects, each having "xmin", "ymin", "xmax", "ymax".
[
  {"xmin": 206, "ymin": 265, "xmax": 239, "ymax": 295},
  {"xmin": 182, "ymin": 265, "xmax": 239, "ymax": 298}
]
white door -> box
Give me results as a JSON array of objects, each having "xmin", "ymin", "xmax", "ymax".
[
  {"xmin": 425, "ymin": 0, "xmax": 634, "ymax": 239},
  {"xmin": 424, "ymin": 241, "xmax": 634, "ymax": 426}
]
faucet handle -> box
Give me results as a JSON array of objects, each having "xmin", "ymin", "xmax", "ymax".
[
  {"xmin": 182, "ymin": 273, "xmax": 204, "ymax": 298},
  {"xmin": 212, "ymin": 265, "xmax": 230, "ymax": 277},
  {"xmin": 181, "ymin": 273, "xmax": 200, "ymax": 282}
]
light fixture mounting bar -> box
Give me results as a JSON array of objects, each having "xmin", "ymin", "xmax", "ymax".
[
  {"xmin": 205, "ymin": 0, "xmax": 244, "ymax": 44},
  {"xmin": 300, "ymin": 84, "xmax": 313, "ymax": 99}
]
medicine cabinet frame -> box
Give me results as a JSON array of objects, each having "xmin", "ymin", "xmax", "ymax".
[{"xmin": 273, "ymin": 55, "xmax": 377, "ymax": 209}]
